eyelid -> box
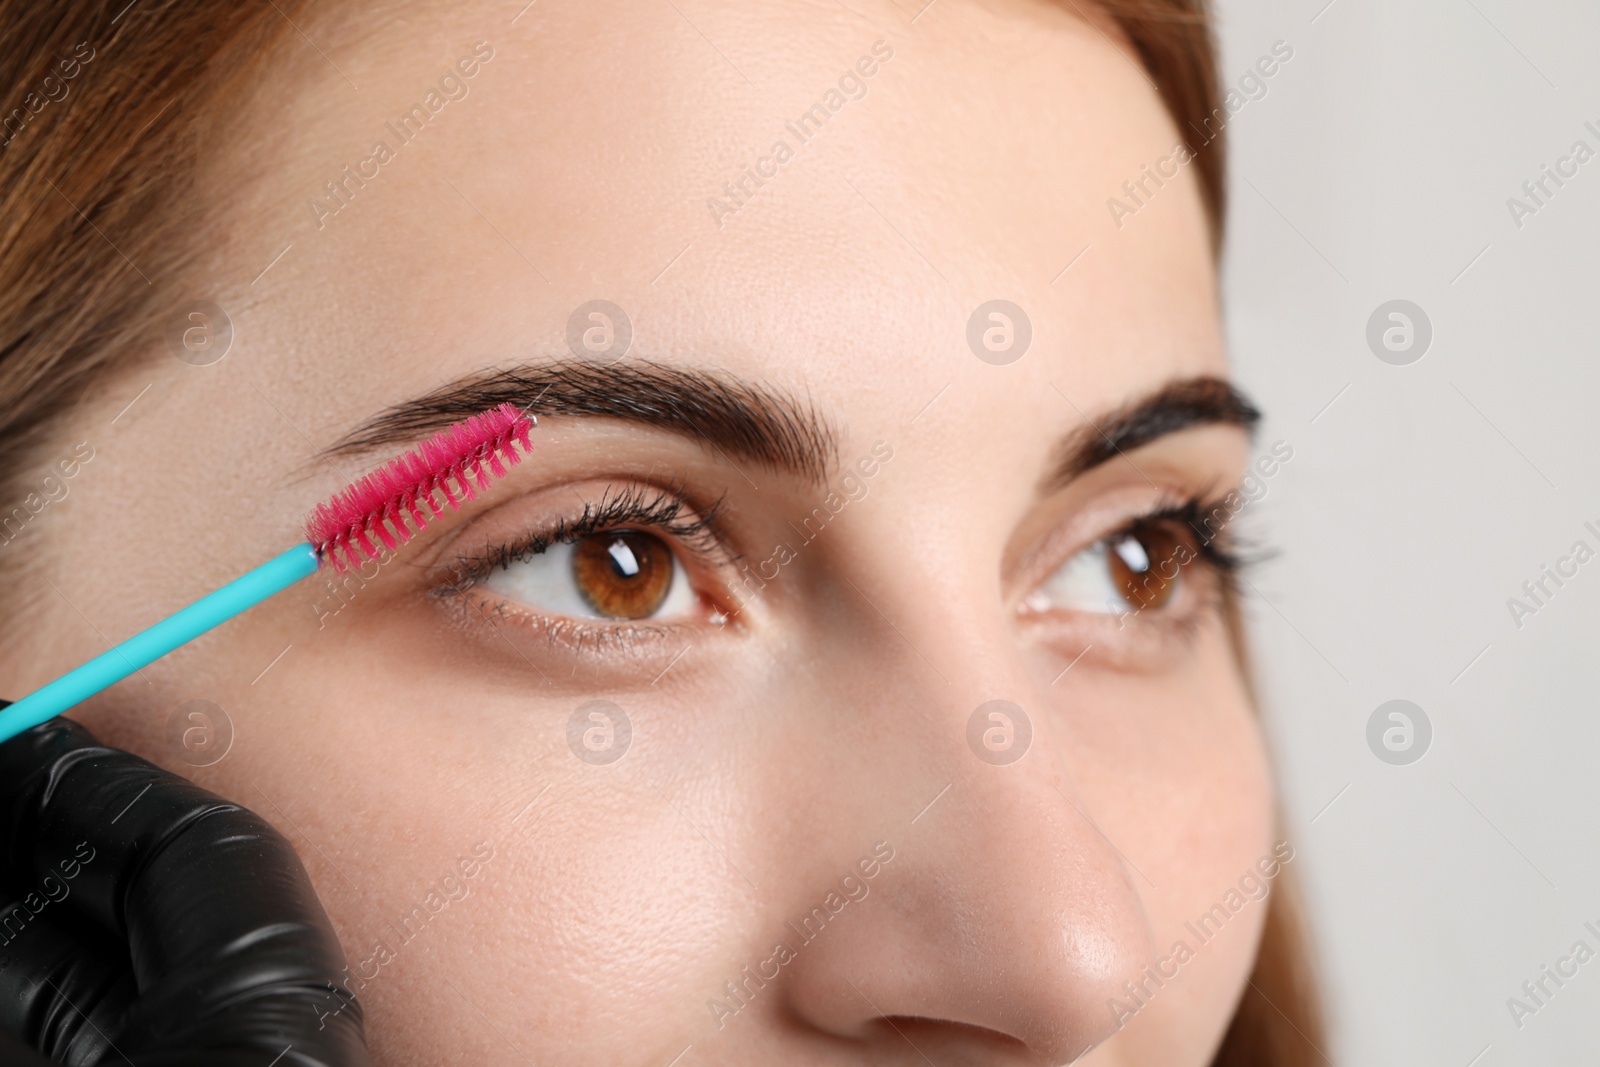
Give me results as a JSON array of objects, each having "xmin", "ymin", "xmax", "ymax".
[
  {"xmin": 1014, "ymin": 492, "xmax": 1251, "ymax": 673},
  {"xmin": 1011, "ymin": 487, "xmax": 1191, "ymax": 593},
  {"xmin": 1011, "ymin": 481, "xmax": 1251, "ymax": 606},
  {"xmin": 433, "ymin": 479, "xmax": 733, "ymax": 600}
]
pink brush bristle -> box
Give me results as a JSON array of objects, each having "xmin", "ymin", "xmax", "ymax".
[{"xmin": 306, "ymin": 402, "xmax": 535, "ymax": 573}]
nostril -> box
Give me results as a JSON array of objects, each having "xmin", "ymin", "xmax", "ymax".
[{"xmin": 866, "ymin": 1014, "xmax": 1052, "ymax": 1065}]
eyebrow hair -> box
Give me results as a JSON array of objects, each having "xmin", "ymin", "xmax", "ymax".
[
  {"xmin": 323, "ymin": 360, "xmax": 838, "ymax": 484},
  {"xmin": 1044, "ymin": 375, "xmax": 1261, "ymax": 489}
]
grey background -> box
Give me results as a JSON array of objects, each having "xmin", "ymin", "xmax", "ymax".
[{"xmin": 1214, "ymin": 0, "xmax": 1600, "ymax": 1062}]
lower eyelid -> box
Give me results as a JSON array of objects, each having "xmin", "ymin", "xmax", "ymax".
[
  {"xmin": 449, "ymin": 588, "xmax": 723, "ymax": 665},
  {"xmin": 1020, "ymin": 577, "xmax": 1222, "ymax": 667}
]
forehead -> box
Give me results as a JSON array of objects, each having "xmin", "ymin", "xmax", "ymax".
[{"xmin": 224, "ymin": 0, "xmax": 1222, "ymax": 452}]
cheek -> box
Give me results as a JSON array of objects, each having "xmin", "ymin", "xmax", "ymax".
[{"xmin": 232, "ymin": 625, "xmax": 768, "ymax": 1063}]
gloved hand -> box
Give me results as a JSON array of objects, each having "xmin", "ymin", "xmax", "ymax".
[{"xmin": 0, "ymin": 704, "xmax": 367, "ymax": 1066}]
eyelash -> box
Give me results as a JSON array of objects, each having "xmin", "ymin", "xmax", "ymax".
[
  {"xmin": 1124, "ymin": 493, "xmax": 1251, "ymax": 576},
  {"xmin": 435, "ymin": 481, "xmax": 728, "ymax": 601},
  {"xmin": 1032, "ymin": 490, "xmax": 1255, "ymax": 647},
  {"xmin": 429, "ymin": 482, "xmax": 1253, "ymax": 651}
]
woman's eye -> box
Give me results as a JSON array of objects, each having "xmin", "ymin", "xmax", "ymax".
[
  {"xmin": 482, "ymin": 530, "xmax": 698, "ymax": 621},
  {"xmin": 1028, "ymin": 521, "xmax": 1195, "ymax": 616}
]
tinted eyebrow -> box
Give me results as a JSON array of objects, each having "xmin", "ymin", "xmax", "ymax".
[
  {"xmin": 1044, "ymin": 375, "xmax": 1260, "ymax": 490},
  {"xmin": 323, "ymin": 360, "xmax": 837, "ymax": 484}
]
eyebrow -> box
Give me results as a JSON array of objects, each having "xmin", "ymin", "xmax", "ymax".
[
  {"xmin": 1043, "ymin": 375, "xmax": 1260, "ymax": 490},
  {"xmin": 323, "ymin": 360, "xmax": 838, "ymax": 484},
  {"xmin": 322, "ymin": 363, "xmax": 1255, "ymax": 493}
]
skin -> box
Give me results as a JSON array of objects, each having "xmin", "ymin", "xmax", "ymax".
[{"xmin": 0, "ymin": 0, "xmax": 1278, "ymax": 1063}]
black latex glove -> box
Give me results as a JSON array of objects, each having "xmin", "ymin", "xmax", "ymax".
[{"xmin": 0, "ymin": 704, "xmax": 368, "ymax": 1066}]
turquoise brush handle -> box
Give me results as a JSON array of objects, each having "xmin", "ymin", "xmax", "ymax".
[{"xmin": 0, "ymin": 542, "xmax": 320, "ymax": 744}]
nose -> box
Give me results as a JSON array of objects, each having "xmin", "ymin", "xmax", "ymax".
[{"xmin": 777, "ymin": 625, "xmax": 1157, "ymax": 1062}]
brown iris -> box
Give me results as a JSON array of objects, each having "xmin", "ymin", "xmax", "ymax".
[
  {"xmin": 571, "ymin": 530, "xmax": 676, "ymax": 618},
  {"xmin": 1107, "ymin": 523, "xmax": 1192, "ymax": 611}
]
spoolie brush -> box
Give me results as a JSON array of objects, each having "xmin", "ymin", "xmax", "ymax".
[
  {"xmin": 307, "ymin": 403, "xmax": 534, "ymax": 573},
  {"xmin": 0, "ymin": 403, "xmax": 535, "ymax": 744}
]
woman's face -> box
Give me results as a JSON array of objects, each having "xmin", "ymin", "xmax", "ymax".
[{"xmin": 7, "ymin": 0, "xmax": 1276, "ymax": 1062}]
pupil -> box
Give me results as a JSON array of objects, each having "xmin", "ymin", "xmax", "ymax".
[{"xmin": 607, "ymin": 539, "xmax": 641, "ymax": 577}]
